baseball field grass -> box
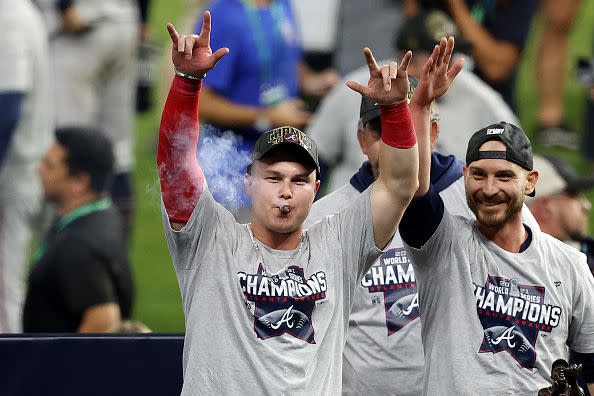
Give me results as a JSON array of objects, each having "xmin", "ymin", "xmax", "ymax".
[{"xmin": 130, "ymin": 0, "xmax": 594, "ymax": 332}]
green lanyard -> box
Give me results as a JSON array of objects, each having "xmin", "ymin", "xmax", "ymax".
[
  {"xmin": 32, "ymin": 198, "xmax": 112, "ymax": 265},
  {"xmin": 243, "ymin": 0, "xmax": 287, "ymax": 87}
]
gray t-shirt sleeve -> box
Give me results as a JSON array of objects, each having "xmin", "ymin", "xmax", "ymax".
[
  {"xmin": 567, "ymin": 256, "xmax": 594, "ymax": 353},
  {"xmin": 161, "ymin": 185, "xmax": 238, "ymax": 272},
  {"xmin": 324, "ymin": 186, "xmax": 382, "ymax": 282}
]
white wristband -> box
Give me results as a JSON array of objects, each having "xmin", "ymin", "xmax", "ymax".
[{"xmin": 174, "ymin": 67, "xmax": 206, "ymax": 80}]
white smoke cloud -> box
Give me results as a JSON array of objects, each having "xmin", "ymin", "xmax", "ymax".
[{"xmin": 197, "ymin": 125, "xmax": 252, "ymax": 213}]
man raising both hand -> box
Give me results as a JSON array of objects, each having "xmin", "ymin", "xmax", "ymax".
[{"xmin": 158, "ymin": 11, "xmax": 422, "ymax": 394}]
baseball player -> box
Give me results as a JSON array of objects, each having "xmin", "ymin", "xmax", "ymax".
[
  {"xmin": 0, "ymin": 0, "xmax": 53, "ymax": 333},
  {"xmin": 158, "ymin": 11, "xmax": 422, "ymax": 394},
  {"xmin": 306, "ymin": 37, "xmax": 465, "ymax": 394},
  {"xmin": 399, "ymin": 121, "xmax": 594, "ymax": 394}
]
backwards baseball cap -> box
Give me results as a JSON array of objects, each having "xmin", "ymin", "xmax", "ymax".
[
  {"xmin": 359, "ymin": 75, "xmax": 419, "ymax": 127},
  {"xmin": 250, "ymin": 126, "xmax": 320, "ymax": 179},
  {"xmin": 531, "ymin": 155, "xmax": 594, "ymax": 198},
  {"xmin": 466, "ymin": 121, "xmax": 534, "ymax": 195},
  {"xmin": 394, "ymin": 10, "xmax": 471, "ymax": 54}
]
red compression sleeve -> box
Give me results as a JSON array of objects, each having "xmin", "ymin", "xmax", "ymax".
[
  {"xmin": 157, "ymin": 75, "xmax": 205, "ymax": 223},
  {"xmin": 380, "ymin": 101, "xmax": 416, "ymax": 148}
]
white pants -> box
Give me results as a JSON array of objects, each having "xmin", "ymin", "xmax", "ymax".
[{"xmin": 51, "ymin": 18, "xmax": 139, "ymax": 173}]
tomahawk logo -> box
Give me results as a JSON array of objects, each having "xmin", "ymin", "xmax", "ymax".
[
  {"xmin": 361, "ymin": 248, "xmax": 418, "ymax": 335},
  {"xmin": 490, "ymin": 325, "xmax": 517, "ymax": 347},
  {"xmin": 238, "ymin": 264, "xmax": 327, "ymax": 343},
  {"xmin": 268, "ymin": 306, "xmax": 295, "ymax": 329},
  {"xmin": 474, "ymin": 275, "xmax": 563, "ymax": 369}
]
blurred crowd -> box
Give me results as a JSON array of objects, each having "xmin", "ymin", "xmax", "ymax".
[{"xmin": 0, "ymin": 0, "xmax": 593, "ymax": 342}]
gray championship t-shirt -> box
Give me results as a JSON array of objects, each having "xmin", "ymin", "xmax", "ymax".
[
  {"xmin": 307, "ymin": 177, "xmax": 541, "ymax": 395},
  {"xmin": 307, "ymin": 177, "xmax": 471, "ymax": 395},
  {"xmin": 162, "ymin": 185, "xmax": 381, "ymax": 395},
  {"xmin": 404, "ymin": 210, "xmax": 594, "ymax": 395}
]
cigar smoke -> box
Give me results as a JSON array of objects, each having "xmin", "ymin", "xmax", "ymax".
[{"xmin": 197, "ymin": 126, "xmax": 252, "ymax": 213}]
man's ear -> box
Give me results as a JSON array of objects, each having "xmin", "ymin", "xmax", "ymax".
[
  {"xmin": 71, "ymin": 172, "xmax": 91, "ymax": 194},
  {"xmin": 356, "ymin": 129, "xmax": 368, "ymax": 155},
  {"xmin": 525, "ymin": 169, "xmax": 539, "ymax": 196}
]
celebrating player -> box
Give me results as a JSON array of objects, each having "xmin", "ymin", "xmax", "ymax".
[
  {"xmin": 158, "ymin": 11, "xmax": 420, "ymax": 394},
  {"xmin": 399, "ymin": 117, "xmax": 594, "ymax": 393}
]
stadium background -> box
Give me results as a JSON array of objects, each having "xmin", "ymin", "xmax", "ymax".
[{"xmin": 131, "ymin": 0, "xmax": 594, "ymax": 332}]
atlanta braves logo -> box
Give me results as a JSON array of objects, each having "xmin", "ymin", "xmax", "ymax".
[
  {"xmin": 475, "ymin": 275, "xmax": 562, "ymax": 370},
  {"xmin": 361, "ymin": 248, "xmax": 418, "ymax": 335},
  {"xmin": 269, "ymin": 306, "xmax": 295, "ymax": 329},
  {"xmin": 238, "ymin": 264, "xmax": 327, "ymax": 343},
  {"xmin": 490, "ymin": 325, "xmax": 516, "ymax": 348}
]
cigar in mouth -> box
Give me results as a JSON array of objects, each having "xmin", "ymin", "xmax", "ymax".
[{"xmin": 279, "ymin": 204, "xmax": 291, "ymax": 214}]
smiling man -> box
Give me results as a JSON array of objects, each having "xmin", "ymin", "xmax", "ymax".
[
  {"xmin": 399, "ymin": 121, "xmax": 594, "ymax": 394},
  {"xmin": 157, "ymin": 11, "xmax": 421, "ymax": 394}
]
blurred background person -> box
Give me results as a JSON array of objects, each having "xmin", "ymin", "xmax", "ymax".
[
  {"xmin": 404, "ymin": 0, "xmax": 538, "ymax": 108},
  {"xmin": 0, "ymin": 0, "xmax": 53, "ymax": 333},
  {"xmin": 23, "ymin": 128, "xmax": 133, "ymax": 333},
  {"xmin": 535, "ymin": 0, "xmax": 582, "ymax": 149},
  {"xmin": 307, "ymin": 10, "xmax": 520, "ymax": 195},
  {"xmin": 289, "ymin": 0, "xmax": 340, "ymax": 111},
  {"xmin": 35, "ymin": 0, "xmax": 142, "ymax": 241},
  {"xmin": 193, "ymin": 0, "xmax": 337, "ymax": 215},
  {"xmin": 332, "ymin": 0, "xmax": 405, "ymax": 75},
  {"xmin": 527, "ymin": 154, "xmax": 594, "ymax": 276}
]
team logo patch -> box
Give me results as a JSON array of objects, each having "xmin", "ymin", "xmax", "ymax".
[
  {"xmin": 474, "ymin": 275, "xmax": 562, "ymax": 369},
  {"xmin": 283, "ymin": 128, "xmax": 299, "ymax": 143},
  {"xmin": 238, "ymin": 264, "xmax": 327, "ymax": 343},
  {"xmin": 361, "ymin": 248, "xmax": 418, "ymax": 335}
]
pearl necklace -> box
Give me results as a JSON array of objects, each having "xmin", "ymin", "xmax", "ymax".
[{"xmin": 247, "ymin": 225, "xmax": 306, "ymax": 269}]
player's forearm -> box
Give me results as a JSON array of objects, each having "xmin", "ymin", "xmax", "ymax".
[
  {"xmin": 448, "ymin": 0, "xmax": 518, "ymax": 82},
  {"xmin": 199, "ymin": 87, "xmax": 263, "ymax": 128},
  {"xmin": 157, "ymin": 75, "xmax": 205, "ymax": 224},
  {"xmin": 372, "ymin": 102, "xmax": 419, "ymax": 248},
  {"xmin": 410, "ymin": 103, "xmax": 431, "ymax": 197},
  {"xmin": 377, "ymin": 102, "xmax": 419, "ymax": 196}
]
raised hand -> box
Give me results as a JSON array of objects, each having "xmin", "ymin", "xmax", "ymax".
[
  {"xmin": 411, "ymin": 36, "xmax": 464, "ymax": 109},
  {"xmin": 166, "ymin": 11, "xmax": 229, "ymax": 78},
  {"xmin": 346, "ymin": 48, "xmax": 412, "ymax": 106}
]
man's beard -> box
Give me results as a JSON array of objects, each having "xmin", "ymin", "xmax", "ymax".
[{"xmin": 466, "ymin": 190, "xmax": 523, "ymax": 228}]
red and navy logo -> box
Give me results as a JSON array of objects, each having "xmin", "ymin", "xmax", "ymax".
[
  {"xmin": 361, "ymin": 248, "xmax": 418, "ymax": 335},
  {"xmin": 474, "ymin": 275, "xmax": 562, "ymax": 369},
  {"xmin": 283, "ymin": 128, "xmax": 299, "ymax": 143},
  {"xmin": 238, "ymin": 264, "xmax": 327, "ymax": 344}
]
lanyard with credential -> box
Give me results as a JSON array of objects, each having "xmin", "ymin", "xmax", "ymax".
[
  {"xmin": 243, "ymin": 0, "xmax": 288, "ymax": 92},
  {"xmin": 31, "ymin": 198, "xmax": 112, "ymax": 265}
]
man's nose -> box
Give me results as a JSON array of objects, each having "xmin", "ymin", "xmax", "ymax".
[
  {"xmin": 482, "ymin": 176, "xmax": 499, "ymax": 196},
  {"xmin": 279, "ymin": 180, "xmax": 293, "ymax": 198}
]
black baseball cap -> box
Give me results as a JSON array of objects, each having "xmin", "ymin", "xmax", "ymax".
[
  {"xmin": 250, "ymin": 126, "xmax": 320, "ymax": 179},
  {"xmin": 532, "ymin": 154, "xmax": 594, "ymax": 197},
  {"xmin": 394, "ymin": 10, "xmax": 471, "ymax": 54},
  {"xmin": 359, "ymin": 75, "xmax": 419, "ymax": 127},
  {"xmin": 466, "ymin": 122, "xmax": 534, "ymax": 195}
]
